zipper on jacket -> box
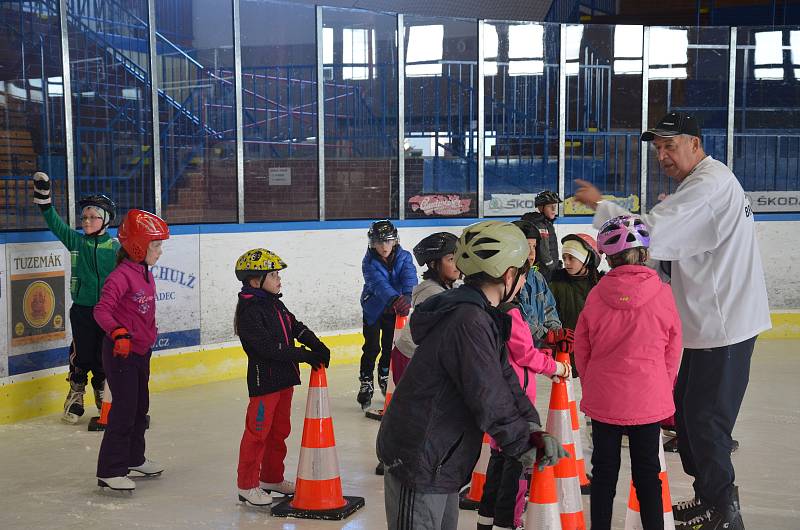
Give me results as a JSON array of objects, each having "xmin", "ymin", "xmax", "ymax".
[
  {"xmin": 434, "ymin": 434, "xmax": 463, "ymax": 475},
  {"xmin": 94, "ymin": 238, "xmax": 100, "ymax": 302}
]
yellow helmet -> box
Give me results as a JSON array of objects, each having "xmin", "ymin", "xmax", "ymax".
[
  {"xmin": 456, "ymin": 221, "xmax": 528, "ymax": 278},
  {"xmin": 235, "ymin": 248, "xmax": 287, "ymax": 281}
]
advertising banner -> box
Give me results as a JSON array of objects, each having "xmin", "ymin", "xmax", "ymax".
[{"xmin": 151, "ymin": 234, "xmax": 201, "ymax": 351}]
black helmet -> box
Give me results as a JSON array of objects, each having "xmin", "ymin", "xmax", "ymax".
[
  {"xmin": 512, "ymin": 219, "xmax": 541, "ymax": 241},
  {"xmin": 78, "ymin": 194, "xmax": 116, "ymax": 222},
  {"xmin": 368, "ymin": 220, "xmax": 398, "ymax": 243},
  {"xmin": 534, "ymin": 190, "xmax": 562, "ymax": 207},
  {"xmin": 413, "ymin": 232, "xmax": 458, "ymax": 266}
]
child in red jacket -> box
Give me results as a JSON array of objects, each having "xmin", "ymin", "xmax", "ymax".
[{"xmin": 574, "ymin": 215, "xmax": 682, "ymax": 530}]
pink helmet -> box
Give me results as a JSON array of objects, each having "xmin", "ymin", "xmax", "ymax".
[{"xmin": 598, "ymin": 215, "xmax": 651, "ymax": 256}]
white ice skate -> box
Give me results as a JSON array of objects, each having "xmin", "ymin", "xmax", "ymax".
[
  {"xmin": 260, "ymin": 479, "xmax": 295, "ymax": 496},
  {"xmin": 238, "ymin": 487, "xmax": 272, "ymax": 507},
  {"xmin": 128, "ymin": 459, "xmax": 164, "ymax": 477},
  {"xmin": 97, "ymin": 476, "xmax": 136, "ymax": 491},
  {"xmin": 61, "ymin": 383, "xmax": 85, "ymax": 425}
]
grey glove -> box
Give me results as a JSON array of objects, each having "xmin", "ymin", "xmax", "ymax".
[
  {"xmin": 32, "ymin": 171, "xmax": 51, "ymax": 206},
  {"xmin": 519, "ymin": 423, "xmax": 569, "ymax": 471}
]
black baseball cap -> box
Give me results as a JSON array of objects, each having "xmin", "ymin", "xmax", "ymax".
[{"xmin": 641, "ymin": 112, "xmax": 701, "ymax": 141}]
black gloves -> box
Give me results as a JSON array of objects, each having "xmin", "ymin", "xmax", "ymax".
[{"xmin": 297, "ymin": 328, "xmax": 331, "ymax": 368}]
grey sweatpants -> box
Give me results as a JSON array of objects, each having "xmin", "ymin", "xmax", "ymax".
[{"xmin": 384, "ymin": 471, "xmax": 459, "ymax": 530}]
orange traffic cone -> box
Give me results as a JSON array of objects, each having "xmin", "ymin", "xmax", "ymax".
[
  {"xmin": 365, "ymin": 315, "xmax": 407, "ymax": 421},
  {"xmin": 459, "ymin": 433, "xmax": 491, "ymax": 510},
  {"xmin": 565, "ymin": 371, "xmax": 591, "ymax": 494},
  {"xmin": 624, "ymin": 431, "xmax": 676, "ymax": 530},
  {"xmin": 271, "ymin": 367, "xmax": 365, "ymax": 520},
  {"xmin": 524, "ymin": 462, "xmax": 563, "ymax": 529},
  {"xmin": 546, "ymin": 353, "xmax": 586, "ymax": 530},
  {"xmin": 88, "ymin": 380, "xmax": 112, "ymax": 431}
]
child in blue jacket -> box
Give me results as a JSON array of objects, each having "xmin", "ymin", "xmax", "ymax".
[
  {"xmin": 513, "ymin": 220, "xmax": 562, "ymax": 348},
  {"xmin": 358, "ymin": 220, "xmax": 417, "ymax": 410}
]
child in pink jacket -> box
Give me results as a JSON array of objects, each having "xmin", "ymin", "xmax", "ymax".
[
  {"xmin": 477, "ymin": 264, "xmax": 571, "ymax": 530},
  {"xmin": 93, "ymin": 210, "xmax": 169, "ymax": 492},
  {"xmin": 574, "ymin": 215, "xmax": 681, "ymax": 530}
]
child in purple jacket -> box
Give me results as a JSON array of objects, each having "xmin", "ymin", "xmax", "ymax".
[
  {"xmin": 93, "ymin": 209, "xmax": 169, "ymax": 492},
  {"xmin": 574, "ymin": 215, "xmax": 681, "ymax": 530}
]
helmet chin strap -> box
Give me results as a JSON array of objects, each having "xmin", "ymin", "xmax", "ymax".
[{"xmin": 500, "ymin": 267, "xmax": 525, "ymax": 305}]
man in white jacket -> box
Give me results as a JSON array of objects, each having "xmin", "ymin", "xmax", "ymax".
[{"xmin": 574, "ymin": 112, "xmax": 770, "ymax": 530}]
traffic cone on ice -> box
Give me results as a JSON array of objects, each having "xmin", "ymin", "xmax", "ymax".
[
  {"xmin": 459, "ymin": 433, "xmax": 491, "ymax": 510},
  {"xmin": 546, "ymin": 354, "xmax": 586, "ymax": 530},
  {"xmin": 565, "ymin": 369, "xmax": 591, "ymax": 495},
  {"xmin": 624, "ymin": 431, "xmax": 676, "ymax": 530},
  {"xmin": 88, "ymin": 380, "xmax": 112, "ymax": 431},
  {"xmin": 524, "ymin": 462, "xmax": 562, "ymax": 529},
  {"xmin": 271, "ymin": 367, "xmax": 365, "ymax": 520},
  {"xmin": 366, "ymin": 315, "xmax": 407, "ymax": 421}
]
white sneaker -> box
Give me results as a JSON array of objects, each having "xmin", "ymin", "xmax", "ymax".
[
  {"xmin": 98, "ymin": 476, "xmax": 136, "ymax": 490},
  {"xmin": 260, "ymin": 479, "xmax": 295, "ymax": 495},
  {"xmin": 238, "ymin": 487, "xmax": 272, "ymax": 507},
  {"xmin": 128, "ymin": 459, "xmax": 164, "ymax": 476}
]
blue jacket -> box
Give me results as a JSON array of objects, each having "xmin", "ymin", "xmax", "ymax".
[
  {"xmin": 360, "ymin": 247, "xmax": 418, "ymax": 325},
  {"xmin": 518, "ymin": 267, "xmax": 562, "ymax": 343}
]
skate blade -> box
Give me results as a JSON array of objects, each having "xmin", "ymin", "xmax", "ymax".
[
  {"xmin": 61, "ymin": 413, "xmax": 80, "ymax": 425},
  {"xmin": 97, "ymin": 480, "xmax": 135, "ymax": 492},
  {"xmin": 238, "ymin": 495, "xmax": 273, "ymax": 508},
  {"xmin": 128, "ymin": 470, "xmax": 163, "ymax": 478}
]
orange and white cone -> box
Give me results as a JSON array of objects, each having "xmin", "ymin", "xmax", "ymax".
[
  {"xmin": 547, "ymin": 352, "xmax": 586, "ymax": 530},
  {"xmin": 459, "ymin": 433, "xmax": 491, "ymax": 510},
  {"xmin": 624, "ymin": 431, "xmax": 676, "ymax": 530},
  {"xmin": 565, "ymin": 372, "xmax": 591, "ymax": 494},
  {"xmin": 365, "ymin": 315, "xmax": 407, "ymax": 421},
  {"xmin": 271, "ymin": 367, "xmax": 365, "ymax": 520},
  {"xmin": 524, "ymin": 462, "xmax": 563, "ymax": 529},
  {"xmin": 88, "ymin": 381, "xmax": 112, "ymax": 432}
]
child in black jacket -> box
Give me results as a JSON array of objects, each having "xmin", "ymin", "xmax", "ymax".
[{"xmin": 233, "ymin": 248, "xmax": 330, "ymax": 508}]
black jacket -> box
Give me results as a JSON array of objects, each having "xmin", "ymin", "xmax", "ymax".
[
  {"xmin": 376, "ymin": 284, "xmax": 540, "ymax": 494},
  {"xmin": 235, "ymin": 289, "xmax": 325, "ymax": 397},
  {"xmin": 521, "ymin": 211, "xmax": 560, "ymax": 280}
]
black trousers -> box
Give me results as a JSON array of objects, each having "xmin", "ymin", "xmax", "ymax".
[
  {"xmin": 67, "ymin": 303, "xmax": 106, "ymax": 390},
  {"xmin": 360, "ymin": 312, "xmax": 395, "ymax": 378},
  {"xmin": 674, "ymin": 336, "xmax": 756, "ymax": 509},
  {"xmin": 477, "ymin": 450, "xmax": 523, "ymax": 529},
  {"xmin": 591, "ymin": 420, "xmax": 663, "ymax": 530}
]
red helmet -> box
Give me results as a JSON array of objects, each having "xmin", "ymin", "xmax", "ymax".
[
  {"xmin": 561, "ymin": 233, "xmax": 601, "ymax": 268},
  {"xmin": 117, "ymin": 209, "xmax": 169, "ymax": 262}
]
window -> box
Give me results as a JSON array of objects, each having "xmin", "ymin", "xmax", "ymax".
[
  {"xmin": 565, "ymin": 25, "xmax": 583, "ymax": 76},
  {"xmin": 343, "ymin": 28, "xmax": 371, "ymax": 80},
  {"xmin": 649, "ymin": 27, "xmax": 688, "ymax": 80},
  {"xmin": 508, "ymin": 24, "xmax": 544, "ymax": 76},
  {"xmin": 407, "ymin": 25, "xmax": 444, "ymax": 77},
  {"xmin": 613, "ymin": 25, "xmax": 643, "ymax": 75},
  {"xmin": 754, "ymin": 30, "xmax": 783, "ymax": 80}
]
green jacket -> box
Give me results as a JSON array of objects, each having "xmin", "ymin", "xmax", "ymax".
[
  {"xmin": 547, "ymin": 268, "xmax": 600, "ymax": 330},
  {"xmin": 42, "ymin": 206, "xmax": 120, "ymax": 307}
]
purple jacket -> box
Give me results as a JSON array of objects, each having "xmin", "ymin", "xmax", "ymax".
[
  {"xmin": 94, "ymin": 259, "xmax": 157, "ymax": 355},
  {"xmin": 574, "ymin": 265, "xmax": 682, "ymax": 426}
]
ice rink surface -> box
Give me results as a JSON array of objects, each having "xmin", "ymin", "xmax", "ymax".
[{"xmin": 1, "ymin": 340, "xmax": 798, "ymax": 529}]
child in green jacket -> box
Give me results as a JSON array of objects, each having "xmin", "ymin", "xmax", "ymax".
[{"xmin": 33, "ymin": 172, "xmax": 120, "ymax": 424}]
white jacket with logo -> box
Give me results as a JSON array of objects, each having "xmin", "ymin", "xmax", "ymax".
[{"xmin": 593, "ymin": 156, "xmax": 771, "ymax": 349}]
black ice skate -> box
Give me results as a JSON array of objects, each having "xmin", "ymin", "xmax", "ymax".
[
  {"xmin": 62, "ymin": 382, "xmax": 85, "ymax": 424},
  {"xmin": 378, "ymin": 371, "xmax": 389, "ymax": 396},
  {"xmin": 93, "ymin": 384, "xmax": 104, "ymax": 410},
  {"xmin": 675, "ymin": 502, "xmax": 744, "ymax": 530},
  {"xmin": 357, "ymin": 375, "xmax": 374, "ymax": 411}
]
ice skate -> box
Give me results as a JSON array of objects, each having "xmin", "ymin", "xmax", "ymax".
[
  {"xmin": 61, "ymin": 382, "xmax": 85, "ymax": 424},
  {"xmin": 97, "ymin": 476, "xmax": 136, "ymax": 491},
  {"xmin": 128, "ymin": 459, "xmax": 164, "ymax": 477},
  {"xmin": 238, "ymin": 487, "xmax": 272, "ymax": 507},
  {"xmin": 93, "ymin": 385, "xmax": 104, "ymax": 410},
  {"xmin": 260, "ymin": 479, "xmax": 294, "ymax": 496},
  {"xmin": 378, "ymin": 371, "xmax": 389, "ymax": 396},
  {"xmin": 357, "ymin": 374, "xmax": 374, "ymax": 411}
]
